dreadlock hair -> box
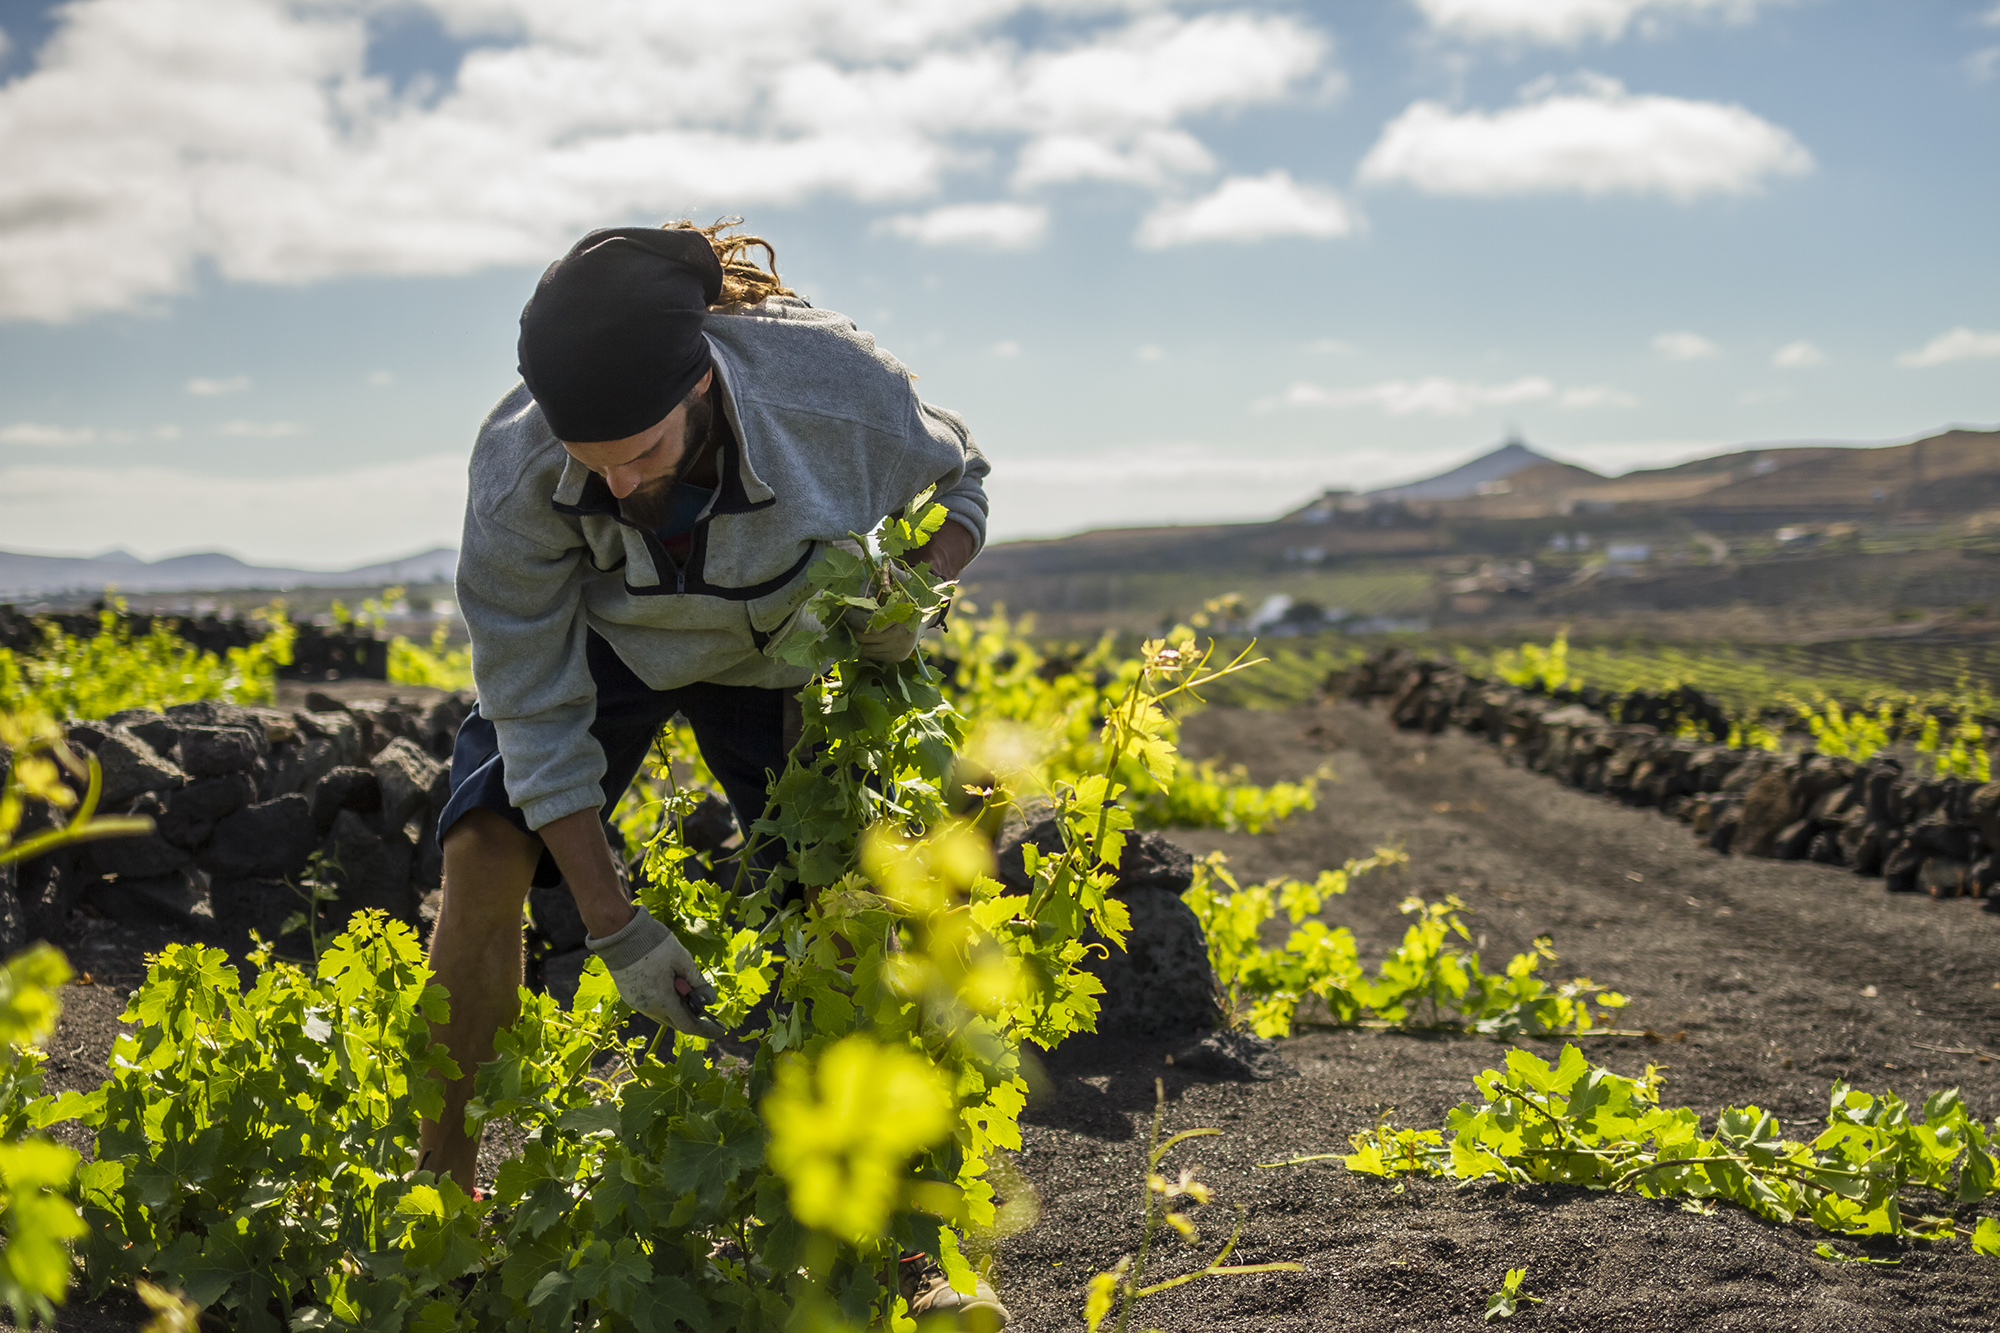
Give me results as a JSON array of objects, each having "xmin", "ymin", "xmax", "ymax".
[{"xmin": 662, "ymin": 217, "xmax": 797, "ymax": 311}]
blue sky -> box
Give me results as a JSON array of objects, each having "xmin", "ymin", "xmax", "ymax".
[{"xmin": 1, "ymin": 0, "xmax": 1996, "ymax": 566}]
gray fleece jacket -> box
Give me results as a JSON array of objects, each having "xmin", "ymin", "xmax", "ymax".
[{"xmin": 457, "ymin": 297, "xmax": 989, "ymax": 830}]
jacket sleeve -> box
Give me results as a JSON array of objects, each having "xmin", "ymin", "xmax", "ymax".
[
  {"xmin": 913, "ymin": 398, "xmax": 990, "ymax": 555},
  {"xmin": 456, "ymin": 499, "xmax": 608, "ymax": 831}
]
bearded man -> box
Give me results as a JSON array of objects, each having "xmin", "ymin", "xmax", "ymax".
[{"xmin": 421, "ymin": 222, "xmax": 1005, "ymax": 1326}]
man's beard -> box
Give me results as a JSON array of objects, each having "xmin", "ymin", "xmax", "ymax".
[{"xmin": 622, "ymin": 389, "xmax": 715, "ymax": 530}]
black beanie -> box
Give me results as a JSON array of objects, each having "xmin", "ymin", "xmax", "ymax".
[{"xmin": 517, "ymin": 227, "xmax": 725, "ymax": 444}]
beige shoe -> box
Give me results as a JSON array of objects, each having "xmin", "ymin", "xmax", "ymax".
[{"xmin": 900, "ymin": 1253, "xmax": 1011, "ymax": 1331}]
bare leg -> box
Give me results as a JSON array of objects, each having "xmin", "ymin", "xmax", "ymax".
[{"xmin": 417, "ymin": 809, "xmax": 541, "ymax": 1189}]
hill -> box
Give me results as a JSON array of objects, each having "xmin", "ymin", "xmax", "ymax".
[
  {"xmin": 0, "ymin": 545, "xmax": 459, "ymax": 599},
  {"xmin": 962, "ymin": 424, "xmax": 2000, "ymax": 637}
]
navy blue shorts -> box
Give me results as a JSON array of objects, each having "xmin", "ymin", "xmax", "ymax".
[{"xmin": 436, "ymin": 631, "xmax": 790, "ymax": 888}]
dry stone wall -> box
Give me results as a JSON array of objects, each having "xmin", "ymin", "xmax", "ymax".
[
  {"xmin": 0, "ymin": 691, "xmax": 474, "ymax": 957},
  {"xmin": 1341, "ymin": 648, "xmax": 2000, "ymax": 908},
  {"xmin": 0, "ymin": 602, "xmax": 391, "ymax": 680}
]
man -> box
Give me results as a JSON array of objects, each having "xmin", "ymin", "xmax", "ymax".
[{"xmin": 422, "ymin": 223, "xmax": 1000, "ymax": 1322}]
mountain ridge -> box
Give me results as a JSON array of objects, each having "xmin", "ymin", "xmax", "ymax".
[{"xmin": 0, "ymin": 546, "xmax": 459, "ymax": 599}]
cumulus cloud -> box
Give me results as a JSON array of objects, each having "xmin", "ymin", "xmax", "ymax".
[
  {"xmin": 1772, "ymin": 340, "xmax": 1824, "ymax": 368},
  {"xmin": 0, "ymin": 454, "xmax": 469, "ymax": 565},
  {"xmin": 1135, "ymin": 171, "xmax": 1356, "ymax": 248},
  {"xmin": 1412, "ymin": 0, "xmax": 1784, "ymax": 46},
  {"xmin": 186, "ymin": 375, "xmax": 250, "ymax": 396},
  {"xmin": 0, "ymin": 423, "xmax": 96, "ymax": 447},
  {"xmin": 879, "ymin": 202, "xmax": 1049, "ymax": 250},
  {"xmin": 1262, "ymin": 374, "xmax": 1634, "ymax": 416},
  {"xmin": 1653, "ymin": 329, "xmax": 1720, "ymax": 360},
  {"xmin": 1896, "ymin": 327, "xmax": 2000, "ymax": 368},
  {"xmin": 1357, "ymin": 74, "xmax": 1812, "ymax": 201},
  {"xmin": 216, "ymin": 419, "xmax": 304, "ymax": 438},
  {"xmin": 1557, "ymin": 384, "xmax": 1640, "ymax": 408},
  {"xmin": 0, "ymin": 1, "xmax": 1331, "ymax": 321}
]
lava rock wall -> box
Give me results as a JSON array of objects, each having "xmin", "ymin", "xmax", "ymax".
[
  {"xmin": 1341, "ymin": 648, "xmax": 2000, "ymax": 905},
  {"xmin": 1, "ymin": 691, "xmax": 474, "ymax": 956}
]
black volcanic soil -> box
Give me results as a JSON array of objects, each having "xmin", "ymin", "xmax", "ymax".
[
  {"xmin": 17, "ymin": 698, "xmax": 2000, "ymax": 1330},
  {"xmin": 992, "ymin": 700, "xmax": 2000, "ymax": 1332}
]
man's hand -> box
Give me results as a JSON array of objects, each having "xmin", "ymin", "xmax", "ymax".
[
  {"xmin": 538, "ymin": 808, "xmax": 725, "ymax": 1038},
  {"xmin": 843, "ymin": 603, "xmax": 922, "ymax": 661},
  {"xmin": 907, "ymin": 518, "xmax": 976, "ymax": 582},
  {"xmin": 586, "ymin": 905, "xmax": 728, "ymax": 1040}
]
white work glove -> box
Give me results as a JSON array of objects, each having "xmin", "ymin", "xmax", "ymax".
[
  {"xmin": 843, "ymin": 604, "xmax": 921, "ymax": 662},
  {"xmin": 585, "ymin": 905, "xmax": 727, "ymax": 1040}
]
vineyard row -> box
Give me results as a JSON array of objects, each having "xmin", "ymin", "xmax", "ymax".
[{"xmin": 1341, "ymin": 648, "xmax": 2000, "ymax": 910}]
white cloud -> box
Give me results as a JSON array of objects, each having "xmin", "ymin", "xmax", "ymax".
[
  {"xmin": 1307, "ymin": 337, "xmax": 1358, "ymax": 354},
  {"xmin": 1265, "ymin": 374, "xmax": 1637, "ymax": 416},
  {"xmin": 216, "ymin": 419, "xmax": 304, "ymax": 437},
  {"xmin": 879, "ymin": 202, "xmax": 1049, "ymax": 250},
  {"xmin": 0, "ymin": 423, "xmax": 96, "ymax": 447},
  {"xmin": 1135, "ymin": 344, "xmax": 1165, "ymax": 361},
  {"xmin": 1013, "ymin": 129, "xmax": 1214, "ymax": 189},
  {"xmin": 1412, "ymin": 0, "xmax": 1783, "ymax": 46},
  {"xmin": 366, "ymin": 369, "xmax": 395, "ymax": 387},
  {"xmin": 1358, "ymin": 74, "xmax": 1812, "ymax": 201},
  {"xmin": 1772, "ymin": 340, "xmax": 1824, "ymax": 368},
  {"xmin": 1653, "ymin": 329, "xmax": 1719, "ymax": 360},
  {"xmin": 1268, "ymin": 375, "xmax": 1556, "ymax": 416},
  {"xmin": 1135, "ymin": 171, "xmax": 1357, "ymax": 248},
  {"xmin": 990, "ymin": 340, "xmax": 1022, "ymax": 357},
  {"xmin": 186, "ymin": 374, "xmax": 250, "ymax": 396},
  {"xmin": 0, "ymin": 1, "xmax": 1333, "ymax": 321},
  {"xmin": 1896, "ymin": 326, "xmax": 2000, "ymax": 368},
  {"xmin": 1969, "ymin": 46, "xmax": 2000, "ymax": 81},
  {"xmin": 1557, "ymin": 384, "xmax": 1640, "ymax": 408},
  {"xmin": 0, "ymin": 454, "xmax": 469, "ymax": 565}
]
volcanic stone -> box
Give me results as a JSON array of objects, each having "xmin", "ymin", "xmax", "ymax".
[
  {"xmin": 96, "ymin": 730, "xmax": 186, "ymax": 808},
  {"xmin": 372, "ymin": 738, "xmax": 445, "ymax": 830},
  {"xmin": 86, "ymin": 870, "xmax": 206, "ymax": 927},
  {"xmin": 681, "ymin": 794, "xmax": 737, "ymax": 856},
  {"xmin": 1077, "ymin": 888, "xmax": 1222, "ymax": 1040},
  {"xmin": 208, "ymin": 876, "xmax": 310, "ymax": 956},
  {"xmin": 179, "ymin": 725, "xmax": 264, "ymax": 778},
  {"xmin": 156, "ymin": 773, "xmax": 258, "ymax": 849},
  {"xmin": 79, "ymin": 826, "xmax": 191, "ymax": 881},
  {"xmin": 201, "ymin": 794, "xmax": 316, "ymax": 879},
  {"xmin": 106, "ymin": 710, "xmax": 180, "ymax": 757},
  {"xmin": 165, "ymin": 699, "xmax": 256, "ymax": 732},
  {"xmin": 1170, "ymin": 1029, "xmax": 1293, "ymax": 1081},
  {"xmin": 530, "ymin": 880, "xmax": 590, "ymax": 953},
  {"xmin": 321, "ymin": 809, "xmax": 416, "ymax": 925},
  {"xmin": 311, "ymin": 766, "xmax": 381, "ymax": 835}
]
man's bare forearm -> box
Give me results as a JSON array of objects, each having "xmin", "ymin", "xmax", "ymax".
[
  {"xmin": 910, "ymin": 518, "xmax": 976, "ymax": 582},
  {"xmin": 538, "ymin": 807, "xmax": 636, "ymax": 938}
]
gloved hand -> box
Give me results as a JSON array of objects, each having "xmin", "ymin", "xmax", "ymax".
[
  {"xmin": 585, "ymin": 905, "xmax": 727, "ymax": 1040},
  {"xmin": 842, "ymin": 604, "xmax": 921, "ymax": 662}
]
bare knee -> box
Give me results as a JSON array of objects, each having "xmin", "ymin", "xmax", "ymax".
[{"xmin": 437, "ymin": 809, "xmax": 539, "ymax": 936}]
